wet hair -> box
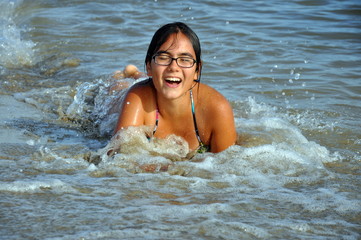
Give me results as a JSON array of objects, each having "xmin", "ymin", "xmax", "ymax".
[{"xmin": 145, "ymin": 22, "xmax": 202, "ymax": 74}]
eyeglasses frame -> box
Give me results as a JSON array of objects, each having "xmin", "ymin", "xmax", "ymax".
[{"xmin": 152, "ymin": 54, "xmax": 197, "ymax": 68}]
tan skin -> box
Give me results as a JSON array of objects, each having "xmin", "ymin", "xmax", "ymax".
[{"xmin": 114, "ymin": 32, "xmax": 236, "ymax": 153}]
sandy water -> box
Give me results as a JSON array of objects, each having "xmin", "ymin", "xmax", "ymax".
[{"xmin": 0, "ymin": 0, "xmax": 360, "ymax": 239}]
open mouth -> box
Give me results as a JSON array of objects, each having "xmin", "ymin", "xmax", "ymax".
[{"xmin": 165, "ymin": 77, "xmax": 182, "ymax": 87}]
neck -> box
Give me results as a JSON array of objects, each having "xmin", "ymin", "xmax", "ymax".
[{"xmin": 156, "ymin": 90, "xmax": 192, "ymax": 118}]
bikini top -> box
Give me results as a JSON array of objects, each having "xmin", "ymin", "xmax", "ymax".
[{"xmin": 152, "ymin": 89, "xmax": 209, "ymax": 154}]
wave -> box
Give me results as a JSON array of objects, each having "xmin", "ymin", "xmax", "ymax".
[{"xmin": 13, "ymin": 76, "xmax": 341, "ymax": 170}]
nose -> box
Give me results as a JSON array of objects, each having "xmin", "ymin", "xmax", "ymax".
[{"xmin": 167, "ymin": 58, "xmax": 180, "ymax": 70}]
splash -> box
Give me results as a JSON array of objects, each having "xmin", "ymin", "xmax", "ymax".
[
  {"xmin": 82, "ymin": 96, "xmax": 341, "ymax": 180},
  {"xmin": 85, "ymin": 126, "xmax": 191, "ymax": 174},
  {"xmin": 0, "ymin": 0, "xmax": 37, "ymax": 68},
  {"xmin": 65, "ymin": 77, "xmax": 134, "ymax": 136}
]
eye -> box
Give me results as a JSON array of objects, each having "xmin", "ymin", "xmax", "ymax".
[
  {"xmin": 157, "ymin": 55, "xmax": 170, "ymax": 61},
  {"xmin": 179, "ymin": 57, "xmax": 193, "ymax": 63}
]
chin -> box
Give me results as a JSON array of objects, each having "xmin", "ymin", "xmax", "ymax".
[{"xmin": 161, "ymin": 89, "xmax": 184, "ymax": 100}]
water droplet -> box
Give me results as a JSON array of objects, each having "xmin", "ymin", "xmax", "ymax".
[
  {"xmin": 26, "ymin": 140, "xmax": 35, "ymax": 146},
  {"xmin": 289, "ymin": 79, "xmax": 293, "ymax": 83},
  {"xmin": 295, "ymin": 73, "xmax": 300, "ymax": 80},
  {"xmin": 290, "ymin": 69, "xmax": 294, "ymax": 75}
]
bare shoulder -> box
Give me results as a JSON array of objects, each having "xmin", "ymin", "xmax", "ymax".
[
  {"xmin": 198, "ymin": 83, "xmax": 232, "ymax": 114},
  {"xmin": 197, "ymin": 83, "xmax": 236, "ymax": 152},
  {"xmin": 127, "ymin": 79, "xmax": 154, "ymax": 96},
  {"xmin": 114, "ymin": 79, "xmax": 155, "ymax": 133},
  {"xmin": 124, "ymin": 79, "xmax": 155, "ymax": 106}
]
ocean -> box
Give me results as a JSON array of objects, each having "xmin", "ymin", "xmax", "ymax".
[{"xmin": 0, "ymin": 0, "xmax": 360, "ymax": 239}]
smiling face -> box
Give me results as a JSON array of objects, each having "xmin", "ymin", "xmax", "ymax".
[{"xmin": 146, "ymin": 33, "xmax": 200, "ymax": 101}]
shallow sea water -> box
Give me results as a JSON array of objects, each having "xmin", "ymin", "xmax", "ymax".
[{"xmin": 0, "ymin": 0, "xmax": 360, "ymax": 239}]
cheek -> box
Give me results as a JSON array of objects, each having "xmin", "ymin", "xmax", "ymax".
[
  {"xmin": 147, "ymin": 63, "xmax": 165, "ymax": 77},
  {"xmin": 189, "ymin": 68, "xmax": 199, "ymax": 81}
]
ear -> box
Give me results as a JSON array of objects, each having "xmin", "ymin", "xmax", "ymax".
[
  {"xmin": 194, "ymin": 61, "xmax": 202, "ymax": 81},
  {"xmin": 146, "ymin": 62, "xmax": 152, "ymax": 77}
]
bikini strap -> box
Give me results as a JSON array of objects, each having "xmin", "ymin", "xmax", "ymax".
[
  {"xmin": 152, "ymin": 108, "xmax": 159, "ymax": 136},
  {"xmin": 190, "ymin": 89, "xmax": 203, "ymax": 145},
  {"xmin": 152, "ymin": 90, "xmax": 205, "ymax": 150}
]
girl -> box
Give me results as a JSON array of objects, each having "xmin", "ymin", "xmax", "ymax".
[{"xmin": 114, "ymin": 22, "xmax": 236, "ymax": 154}]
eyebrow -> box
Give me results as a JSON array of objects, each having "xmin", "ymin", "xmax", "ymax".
[{"xmin": 156, "ymin": 50, "xmax": 194, "ymax": 58}]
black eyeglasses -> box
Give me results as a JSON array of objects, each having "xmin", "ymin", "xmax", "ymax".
[{"xmin": 152, "ymin": 54, "xmax": 196, "ymax": 68}]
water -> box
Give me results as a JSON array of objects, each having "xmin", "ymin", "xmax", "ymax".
[{"xmin": 1, "ymin": 0, "xmax": 360, "ymax": 239}]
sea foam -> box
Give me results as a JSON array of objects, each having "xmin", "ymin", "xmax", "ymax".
[{"xmin": 0, "ymin": 179, "xmax": 75, "ymax": 194}]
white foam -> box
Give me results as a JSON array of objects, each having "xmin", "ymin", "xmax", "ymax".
[
  {"xmin": 73, "ymin": 94, "xmax": 342, "ymax": 204},
  {"xmin": 90, "ymin": 103, "xmax": 338, "ymax": 189},
  {"xmin": 31, "ymin": 145, "xmax": 90, "ymax": 173},
  {"xmin": 99, "ymin": 126, "xmax": 190, "ymax": 160},
  {"xmin": 0, "ymin": 179, "xmax": 75, "ymax": 194}
]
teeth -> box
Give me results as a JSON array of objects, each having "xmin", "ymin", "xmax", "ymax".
[{"xmin": 165, "ymin": 77, "xmax": 181, "ymax": 82}]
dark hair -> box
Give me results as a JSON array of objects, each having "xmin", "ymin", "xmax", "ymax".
[{"xmin": 145, "ymin": 22, "xmax": 202, "ymax": 73}]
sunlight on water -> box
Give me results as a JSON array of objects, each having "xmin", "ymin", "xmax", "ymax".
[{"xmin": 1, "ymin": 0, "xmax": 360, "ymax": 239}]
